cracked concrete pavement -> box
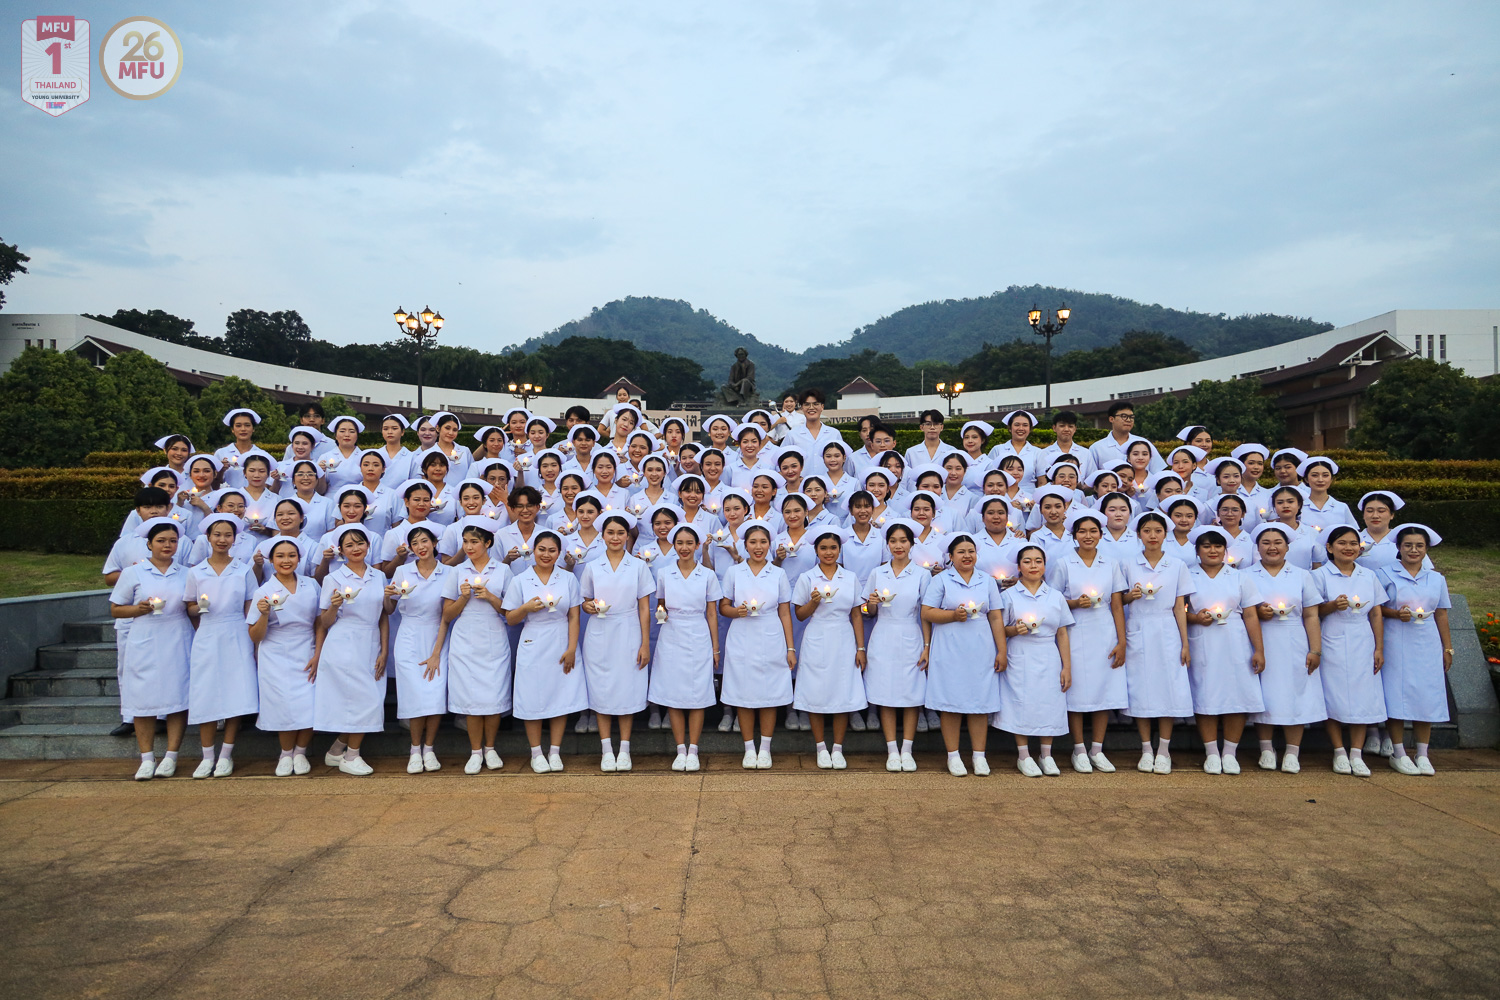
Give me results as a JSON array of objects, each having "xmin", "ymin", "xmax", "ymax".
[{"xmin": 2, "ymin": 750, "xmax": 1498, "ymax": 999}]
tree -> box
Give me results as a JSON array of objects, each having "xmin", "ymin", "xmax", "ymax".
[
  {"xmin": 1459, "ymin": 379, "xmax": 1500, "ymax": 459},
  {"xmin": 197, "ymin": 376, "xmax": 292, "ymax": 446},
  {"xmin": 103, "ymin": 350, "xmax": 208, "ymax": 450},
  {"xmin": 530, "ymin": 337, "xmax": 713, "ymax": 403},
  {"xmin": 1351, "ymin": 359, "xmax": 1474, "ymax": 459},
  {"xmin": 1135, "ymin": 377, "xmax": 1286, "ymax": 445},
  {"xmin": 319, "ymin": 394, "xmax": 358, "ymax": 422},
  {"xmin": 0, "ymin": 347, "xmax": 125, "ymax": 467},
  {"xmin": 85, "ymin": 308, "xmax": 225, "ymax": 353},
  {"xmin": 223, "ymin": 309, "xmax": 312, "ymax": 366},
  {"xmin": 0, "ymin": 238, "xmax": 29, "ymax": 310}
]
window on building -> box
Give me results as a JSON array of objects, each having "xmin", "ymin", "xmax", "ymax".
[
  {"xmin": 50, "ymin": 339, "xmax": 57, "ymax": 348},
  {"xmin": 1415, "ymin": 335, "xmax": 1422, "ymax": 355},
  {"xmin": 1427, "ymin": 335, "xmax": 1435, "ymax": 359},
  {"xmin": 1440, "ymin": 335, "xmax": 1447, "ymax": 361}
]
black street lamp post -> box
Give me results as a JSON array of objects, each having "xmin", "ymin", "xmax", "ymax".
[
  {"xmin": 394, "ymin": 305, "xmax": 443, "ymax": 413},
  {"xmin": 1027, "ymin": 303, "xmax": 1071, "ymax": 410}
]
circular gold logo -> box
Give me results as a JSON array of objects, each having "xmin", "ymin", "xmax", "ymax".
[{"xmin": 98, "ymin": 17, "xmax": 182, "ymax": 100}]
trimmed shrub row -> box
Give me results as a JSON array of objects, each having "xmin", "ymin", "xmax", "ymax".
[{"xmin": 0, "ymin": 500, "xmax": 136, "ymax": 554}]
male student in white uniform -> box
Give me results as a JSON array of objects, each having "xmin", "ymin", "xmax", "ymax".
[
  {"xmin": 1087, "ymin": 400, "xmax": 1165, "ymax": 473},
  {"xmin": 781, "ymin": 387, "xmax": 846, "ymax": 478}
]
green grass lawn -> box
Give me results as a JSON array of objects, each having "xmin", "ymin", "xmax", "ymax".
[
  {"xmin": 1431, "ymin": 546, "xmax": 1500, "ymax": 616},
  {"xmin": 0, "ymin": 551, "xmax": 107, "ymax": 600}
]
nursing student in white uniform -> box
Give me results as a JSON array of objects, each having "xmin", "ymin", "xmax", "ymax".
[
  {"xmin": 581, "ymin": 512, "xmax": 655, "ymax": 771},
  {"xmin": 1207, "ymin": 494, "xmax": 1258, "ymax": 570},
  {"xmin": 1161, "ymin": 496, "xmax": 1202, "ymax": 564},
  {"xmin": 1245, "ymin": 523, "xmax": 1329, "ymax": 774},
  {"xmin": 921, "ymin": 533, "xmax": 1007, "ymax": 777},
  {"xmin": 791, "ymin": 528, "xmax": 868, "ymax": 770},
  {"xmin": 997, "ymin": 544, "xmax": 1075, "ymax": 777},
  {"xmin": 248, "ymin": 537, "xmax": 319, "ymax": 777},
  {"xmin": 504, "ymin": 530, "xmax": 585, "ymax": 773},
  {"xmin": 110, "ymin": 518, "xmax": 196, "ymax": 780},
  {"xmin": 214, "ymin": 408, "xmax": 275, "ymax": 490},
  {"xmin": 376, "ymin": 413, "xmax": 414, "ymax": 486},
  {"xmin": 1120, "ymin": 511, "xmax": 1196, "ymax": 775},
  {"xmin": 1184, "ymin": 527, "xmax": 1267, "ymax": 776},
  {"xmin": 649, "ymin": 523, "xmax": 723, "ymax": 771},
  {"xmin": 1045, "ymin": 510, "xmax": 1128, "ymax": 774},
  {"xmin": 861, "ymin": 521, "xmax": 931, "ymax": 770},
  {"xmin": 1355, "ymin": 491, "xmax": 1429, "ymax": 578},
  {"xmin": 320, "ymin": 416, "xmax": 367, "ymax": 492},
  {"xmin": 1297, "ymin": 457, "xmax": 1358, "ymax": 534},
  {"xmin": 988, "ymin": 410, "xmax": 1046, "ymax": 488},
  {"xmin": 384, "ymin": 524, "xmax": 450, "ymax": 774},
  {"xmin": 433, "ymin": 516, "xmax": 513, "ymax": 773},
  {"xmin": 1095, "ymin": 493, "xmax": 1141, "ymax": 565},
  {"xmin": 1268, "ymin": 487, "xmax": 1325, "ymax": 571},
  {"xmin": 1315, "ymin": 526, "xmax": 1391, "ymax": 775},
  {"xmin": 904, "ymin": 410, "xmax": 961, "ymax": 486},
  {"xmin": 184, "ymin": 514, "xmax": 260, "ymax": 778},
  {"xmin": 718, "ymin": 520, "xmax": 796, "ymax": 769},
  {"xmin": 315, "ymin": 525, "xmax": 391, "ymax": 776},
  {"xmin": 1378, "ymin": 524, "xmax": 1454, "ymax": 776}
]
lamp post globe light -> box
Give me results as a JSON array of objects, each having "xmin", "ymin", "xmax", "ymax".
[
  {"xmin": 934, "ymin": 380, "xmax": 965, "ymax": 417},
  {"xmin": 509, "ymin": 380, "xmax": 544, "ymax": 408},
  {"xmin": 394, "ymin": 305, "xmax": 444, "ymax": 413},
  {"xmin": 1027, "ymin": 304, "xmax": 1071, "ymax": 411}
]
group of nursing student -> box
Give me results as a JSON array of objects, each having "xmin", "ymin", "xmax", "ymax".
[{"xmin": 107, "ymin": 388, "xmax": 1455, "ymax": 783}]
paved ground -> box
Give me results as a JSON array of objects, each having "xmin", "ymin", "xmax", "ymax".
[{"xmin": 2, "ymin": 750, "xmax": 1498, "ymax": 1000}]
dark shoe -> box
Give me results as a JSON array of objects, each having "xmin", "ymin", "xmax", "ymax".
[{"xmin": 110, "ymin": 721, "xmax": 135, "ymax": 737}]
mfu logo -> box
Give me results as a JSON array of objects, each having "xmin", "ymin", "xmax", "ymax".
[
  {"xmin": 20, "ymin": 16, "xmax": 90, "ymax": 117},
  {"xmin": 99, "ymin": 16, "xmax": 182, "ymax": 100}
]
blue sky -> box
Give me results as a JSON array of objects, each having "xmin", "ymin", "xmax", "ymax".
[{"xmin": 3, "ymin": 2, "xmax": 1496, "ymax": 352}]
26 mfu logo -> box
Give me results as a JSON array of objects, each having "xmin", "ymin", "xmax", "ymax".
[{"xmin": 99, "ymin": 16, "xmax": 182, "ymax": 100}]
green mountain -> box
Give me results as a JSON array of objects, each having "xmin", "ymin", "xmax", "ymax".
[
  {"xmin": 823, "ymin": 285, "xmax": 1333, "ymax": 365},
  {"xmin": 520, "ymin": 289, "xmax": 1332, "ymax": 397},
  {"xmin": 517, "ymin": 297, "xmax": 810, "ymax": 391}
]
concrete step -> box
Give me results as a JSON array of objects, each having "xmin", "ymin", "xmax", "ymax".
[
  {"xmin": 36, "ymin": 642, "xmax": 118, "ymax": 673},
  {"xmin": 0, "ymin": 696, "xmax": 122, "ymax": 726},
  {"xmin": 0, "ymin": 713, "xmax": 1461, "ymax": 760},
  {"xmin": 7, "ymin": 667, "xmax": 117, "ymax": 699},
  {"xmin": 62, "ymin": 620, "xmax": 117, "ymax": 644}
]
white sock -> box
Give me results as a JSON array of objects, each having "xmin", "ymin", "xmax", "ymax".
[
  {"xmin": 343, "ymin": 748, "xmax": 360, "ymax": 761},
  {"xmin": 1141, "ymin": 740, "xmax": 1153, "ymax": 754},
  {"xmin": 1416, "ymin": 742, "xmax": 1429, "ymax": 758},
  {"xmin": 469, "ymin": 748, "xmax": 481, "ymax": 758},
  {"xmin": 410, "ymin": 746, "xmax": 422, "ymax": 756},
  {"xmin": 972, "ymin": 749, "xmax": 986, "ymax": 761},
  {"xmin": 744, "ymin": 740, "xmax": 756, "ymax": 754},
  {"xmin": 816, "ymin": 741, "xmax": 827, "ymax": 753},
  {"xmin": 1205, "ymin": 740, "xmax": 1220, "ymax": 758},
  {"xmin": 1392, "ymin": 743, "xmax": 1408, "ymax": 758},
  {"xmin": 295, "ymin": 744, "xmax": 308, "ymax": 756},
  {"xmin": 601, "ymin": 738, "xmax": 613, "ymax": 754},
  {"xmin": 1090, "ymin": 742, "xmax": 1103, "ymax": 756},
  {"xmin": 947, "ymin": 750, "xmax": 960, "ymax": 763},
  {"xmin": 530, "ymin": 745, "xmax": 544, "ymax": 759},
  {"xmin": 549, "ymin": 744, "xmax": 561, "ymax": 756},
  {"xmin": 1285, "ymin": 744, "xmax": 1300, "ymax": 760},
  {"xmin": 423, "ymin": 744, "xmax": 434, "ymax": 754},
  {"xmin": 1333, "ymin": 745, "xmax": 1348, "ymax": 759},
  {"xmin": 280, "ymin": 748, "xmax": 295, "ymax": 760},
  {"xmin": 164, "ymin": 750, "xmax": 178, "ymax": 763},
  {"xmin": 901, "ymin": 739, "xmax": 913, "ymax": 755},
  {"xmin": 1073, "ymin": 744, "xmax": 1088, "ymax": 758},
  {"xmin": 202, "ymin": 746, "xmax": 216, "ymax": 761},
  {"xmin": 619, "ymin": 741, "xmax": 630, "ymax": 753},
  {"xmin": 219, "ymin": 743, "xmax": 234, "ymax": 761},
  {"xmin": 688, "ymin": 744, "xmax": 698, "ymax": 756},
  {"xmin": 1260, "ymin": 739, "xmax": 1274, "ymax": 752},
  {"xmin": 1222, "ymin": 740, "xmax": 1237, "ymax": 760},
  {"xmin": 886, "ymin": 740, "xmax": 898, "ymax": 755},
  {"xmin": 677, "ymin": 743, "xmax": 687, "ymax": 756},
  {"xmin": 831, "ymin": 743, "xmax": 842, "ymax": 755},
  {"xmin": 759, "ymin": 736, "xmax": 771, "ymax": 753},
  {"xmin": 1039, "ymin": 744, "xmax": 1053, "ymax": 759},
  {"xmin": 329, "ymin": 739, "xmax": 347, "ymax": 756},
  {"xmin": 1015, "ymin": 746, "xmax": 1030, "ymax": 761},
  {"xmin": 1349, "ymin": 747, "xmax": 1363, "ymax": 761},
  {"xmin": 141, "ymin": 751, "xmax": 154, "ymax": 763}
]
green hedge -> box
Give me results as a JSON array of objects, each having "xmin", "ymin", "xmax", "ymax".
[
  {"xmin": 0, "ymin": 474, "xmax": 142, "ymax": 500},
  {"xmin": 1330, "ymin": 480, "xmax": 1500, "ymax": 503},
  {"xmin": 1333, "ymin": 460, "xmax": 1500, "ymax": 482},
  {"xmin": 1394, "ymin": 501, "xmax": 1500, "ymax": 549},
  {"xmin": 0, "ymin": 500, "xmax": 135, "ymax": 554}
]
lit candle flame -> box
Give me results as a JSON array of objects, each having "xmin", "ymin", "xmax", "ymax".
[{"xmin": 148, "ymin": 596, "xmax": 165, "ymax": 614}]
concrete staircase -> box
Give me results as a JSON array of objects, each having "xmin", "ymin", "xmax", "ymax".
[{"xmin": 0, "ymin": 617, "xmax": 1468, "ymax": 760}]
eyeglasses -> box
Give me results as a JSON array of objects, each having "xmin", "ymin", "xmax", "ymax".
[{"xmin": 1115, "ymin": 413, "xmax": 1136, "ymax": 421}]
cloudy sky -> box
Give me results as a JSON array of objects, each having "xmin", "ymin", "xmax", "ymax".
[{"xmin": 3, "ymin": 2, "xmax": 1496, "ymax": 352}]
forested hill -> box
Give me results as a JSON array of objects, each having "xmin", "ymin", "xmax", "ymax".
[
  {"xmin": 820, "ymin": 285, "xmax": 1333, "ymax": 366},
  {"xmin": 520, "ymin": 290, "xmax": 1331, "ymax": 390},
  {"xmin": 517, "ymin": 297, "xmax": 809, "ymax": 390}
]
